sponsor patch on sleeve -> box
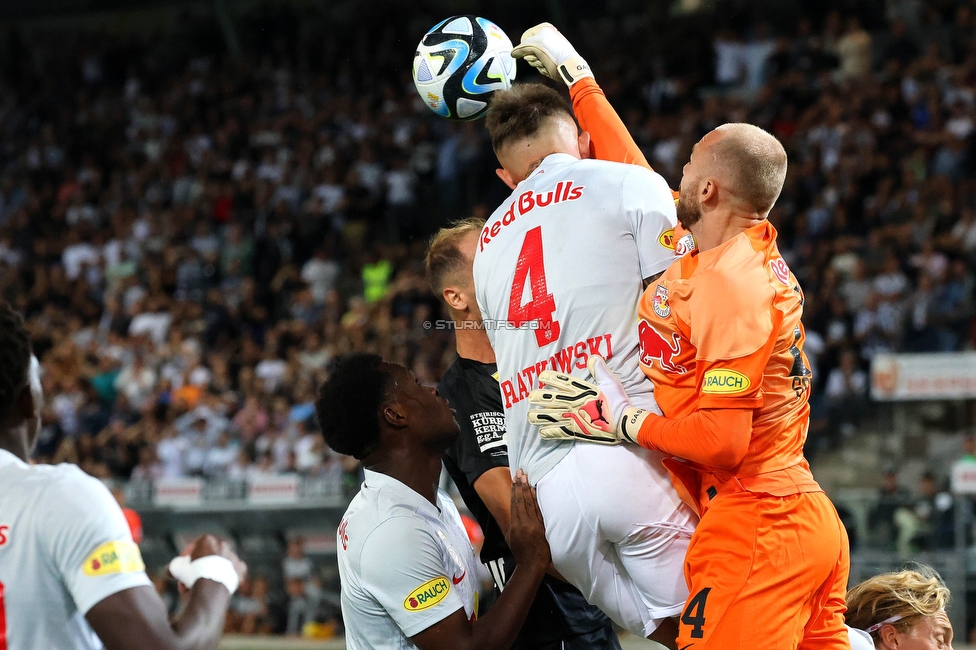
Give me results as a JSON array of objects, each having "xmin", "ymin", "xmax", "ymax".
[
  {"xmin": 659, "ymin": 229, "xmax": 675, "ymax": 249},
  {"xmin": 471, "ymin": 411, "xmax": 507, "ymax": 453},
  {"xmin": 701, "ymin": 369, "xmax": 751, "ymax": 395},
  {"xmin": 403, "ymin": 576, "xmax": 451, "ymax": 611},
  {"xmin": 82, "ymin": 540, "xmax": 145, "ymax": 576}
]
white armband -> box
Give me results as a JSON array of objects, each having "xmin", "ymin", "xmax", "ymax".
[{"xmin": 168, "ymin": 554, "xmax": 240, "ymax": 594}]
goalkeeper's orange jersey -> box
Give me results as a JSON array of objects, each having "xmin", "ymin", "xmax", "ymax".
[{"xmin": 636, "ymin": 221, "xmax": 821, "ymax": 514}]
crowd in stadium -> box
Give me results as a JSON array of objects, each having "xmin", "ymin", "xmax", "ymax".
[{"xmin": 1, "ymin": 0, "xmax": 975, "ymax": 588}]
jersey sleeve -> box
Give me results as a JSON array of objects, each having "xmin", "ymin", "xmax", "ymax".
[
  {"xmin": 439, "ymin": 377, "xmax": 509, "ymax": 486},
  {"xmin": 452, "ymin": 408, "xmax": 508, "ymax": 485},
  {"xmin": 621, "ymin": 165, "xmax": 679, "ymax": 280},
  {"xmin": 44, "ymin": 467, "xmax": 152, "ymax": 615},
  {"xmin": 360, "ymin": 517, "xmax": 465, "ymax": 637},
  {"xmin": 689, "ymin": 260, "xmax": 779, "ymax": 409}
]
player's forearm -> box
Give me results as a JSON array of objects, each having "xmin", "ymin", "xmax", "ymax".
[
  {"xmin": 169, "ymin": 581, "xmax": 232, "ymax": 649},
  {"xmin": 636, "ymin": 408, "xmax": 753, "ymax": 469},
  {"xmin": 569, "ymin": 78, "xmax": 651, "ymax": 169},
  {"xmin": 467, "ymin": 561, "xmax": 548, "ymax": 649}
]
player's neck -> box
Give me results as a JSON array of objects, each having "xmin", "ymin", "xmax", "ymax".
[
  {"xmin": 692, "ymin": 212, "xmax": 765, "ymax": 252},
  {"xmin": 455, "ymin": 327, "xmax": 495, "ymax": 364},
  {"xmin": 0, "ymin": 427, "xmax": 30, "ymax": 462},
  {"xmin": 369, "ymin": 448, "xmax": 443, "ymax": 506}
]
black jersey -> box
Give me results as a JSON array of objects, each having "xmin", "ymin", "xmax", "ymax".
[{"xmin": 438, "ymin": 357, "xmax": 620, "ymax": 649}]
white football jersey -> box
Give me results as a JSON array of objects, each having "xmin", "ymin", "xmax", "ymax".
[
  {"xmin": 473, "ymin": 153, "xmax": 678, "ymax": 483},
  {"xmin": 0, "ymin": 449, "xmax": 152, "ymax": 650},
  {"xmin": 338, "ymin": 469, "xmax": 478, "ymax": 649}
]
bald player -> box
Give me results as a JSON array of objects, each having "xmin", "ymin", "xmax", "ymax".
[{"xmin": 528, "ymin": 122, "xmax": 850, "ymax": 649}]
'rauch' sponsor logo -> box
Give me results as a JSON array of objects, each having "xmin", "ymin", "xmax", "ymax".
[
  {"xmin": 403, "ymin": 576, "xmax": 451, "ymax": 611},
  {"xmin": 659, "ymin": 229, "xmax": 675, "ymax": 249},
  {"xmin": 701, "ymin": 369, "xmax": 751, "ymax": 394},
  {"xmin": 82, "ymin": 540, "xmax": 145, "ymax": 576}
]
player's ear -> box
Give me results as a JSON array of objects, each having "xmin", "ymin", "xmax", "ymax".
[
  {"xmin": 16, "ymin": 381, "xmax": 35, "ymax": 423},
  {"xmin": 700, "ymin": 178, "xmax": 718, "ymax": 205},
  {"xmin": 382, "ymin": 402, "xmax": 407, "ymax": 429},
  {"xmin": 877, "ymin": 622, "xmax": 899, "ymax": 647},
  {"xmin": 442, "ymin": 286, "xmax": 468, "ymax": 312},
  {"xmin": 495, "ymin": 167, "xmax": 517, "ymax": 190},
  {"xmin": 577, "ymin": 130, "xmax": 592, "ymax": 159}
]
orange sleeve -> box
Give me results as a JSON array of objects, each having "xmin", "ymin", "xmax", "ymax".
[
  {"xmin": 570, "ymin": 78, "xmax": 681, "ymax": 202},
  {"xmin": 636, "ymin": 408, "xmax": 753, "ymax": 470},
  {"xmin": 570, "ymin": 78, "xmax": 651, "ymax": 169}
]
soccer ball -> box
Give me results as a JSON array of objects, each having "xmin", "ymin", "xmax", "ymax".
[{"xmin": 412, "ymin": 16, "xmax": 517, "ymax": 121}]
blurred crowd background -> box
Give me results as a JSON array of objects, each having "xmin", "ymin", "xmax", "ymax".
[{"xmin": 1, "ymin": 0, "xmax": 976, "ymax": 636}]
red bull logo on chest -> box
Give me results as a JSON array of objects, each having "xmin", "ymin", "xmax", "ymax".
[{"xmin": 638, "ymin": 319, "xmax": 687, "ymax": 374}]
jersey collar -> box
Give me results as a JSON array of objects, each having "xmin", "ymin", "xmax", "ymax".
[
  {"xmin": 522, "ymin": 152, "xmax": 577, "ymax": 184},
  {"xmin": 363, "ymin": 468, "xmax": 441, "ymax": 516}
]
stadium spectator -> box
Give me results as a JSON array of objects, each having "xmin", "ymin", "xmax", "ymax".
[{"xmin": 869, "ymin": 467, "xmax": 914, "ymax": 550}]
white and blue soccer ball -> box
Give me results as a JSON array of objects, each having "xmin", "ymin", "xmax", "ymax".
[{"xmin": 412, "ymin": 16, "xmax": 517, "ymax": 121}]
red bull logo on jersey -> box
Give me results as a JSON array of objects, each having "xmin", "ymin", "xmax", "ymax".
[
  {"xmin": 702, "ymin": 369, "xmax": 751, "ymax": 394},
  {"xmin": 770, "ymin": 258, "xmax": 791, "ymax": 286},
  {"xmin": 403, "ymin": 576, "xmax": 451, "ymax": 611},
  {"xmin": 638, "ymin": 320, "xmax": 687, "ymax": 374},
  {"xmin": 480, "ymin": 181, "xmax": 585, "ymax": 251},
  {"xmin": 651, "ymin": 284, "xmax": 670, "ymax": 318},
  {"xmin": 82, "ymin": 540, "xmax": 145, "ymax": 576}
]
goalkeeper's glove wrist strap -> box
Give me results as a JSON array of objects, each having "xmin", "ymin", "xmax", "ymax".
[
  {"xmin": 559, "ymin": 56, "xmax": 593, "ymax": 86},
  {"xmin": 620, "ymin": 407, "xmax": 651, "ymax": 445}
]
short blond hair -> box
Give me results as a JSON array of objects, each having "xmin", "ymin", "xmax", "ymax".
[
  {"xmin": 846, "ymin": 567, "xmax": 950, "ymax": 641},
  {"xmin": 712, "ymin": 123, "xmax": 787, "ymax": 214},
  {"xmin": 424, "ymin": 217, "xmax": 486, "ymax": 297}
]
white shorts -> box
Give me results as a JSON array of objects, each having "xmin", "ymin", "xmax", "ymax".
[{"xmin": 535, "ymin": 443, "xmax": 697, "ymax": 637}]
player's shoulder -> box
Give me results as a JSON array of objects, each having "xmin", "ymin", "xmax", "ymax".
[
  {"xmin": 39, "ymin": 462, "xmax": 121, "ymax": 514},
  {"xmin": 576, "ymin": 158, "xmax": 671, "ymax": 190},
  {"xmin": 695, "ymin": 231, "xmax": 771, "ymax": 292},
  {"xmin": 2, "ymin": 459, "xmax": 99, "ymax": 494},
  {"xmin": 437, "ymin": 358, "xmax": 465, "ymax": 394}
]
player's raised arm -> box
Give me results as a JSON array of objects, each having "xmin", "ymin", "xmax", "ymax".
[
  {"xmin": 86, "ymin": 534, "xmax": 245, "ymax": 650},
  {"xmin": 513, "ymin": 23, "xmax": 647, "ymax": 167}
]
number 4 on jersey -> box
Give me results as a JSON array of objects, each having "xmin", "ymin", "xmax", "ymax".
[
  {"xmin": 1, "ymin": 581, "xmax": 7, "ymax": 650},
  {"xmin": 508, "ymin": 227, "xmax": 560, "ymax": 347}
]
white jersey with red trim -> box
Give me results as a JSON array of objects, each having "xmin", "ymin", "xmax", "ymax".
[
  {"xmin": 0, "ymin": 449, "xmax": 152, "ymax": 650},
  {"xmin": 473, "ymin": 153, "xmax": 678, "ymax": 483}
]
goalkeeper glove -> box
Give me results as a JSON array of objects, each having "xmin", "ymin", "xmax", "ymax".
[
  {"xmin": 511, "ymin": 22, "xmax": 593, "ymax": 87},
  {"xmin": 527, "ymin": 355, "xmax": 656, "ymax": 445}
]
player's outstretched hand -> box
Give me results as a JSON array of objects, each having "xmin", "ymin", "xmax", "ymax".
[
  {"xmin": 511, "ymin": 23, "xmax": 593, "ymax": 87},
  {"xmin": 507, "ymin": 470, "xmax": 551, "ymax": 572},
  {"xmin": 527, "ymin": 355, "xmax": 655, "ymax": 444}
]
